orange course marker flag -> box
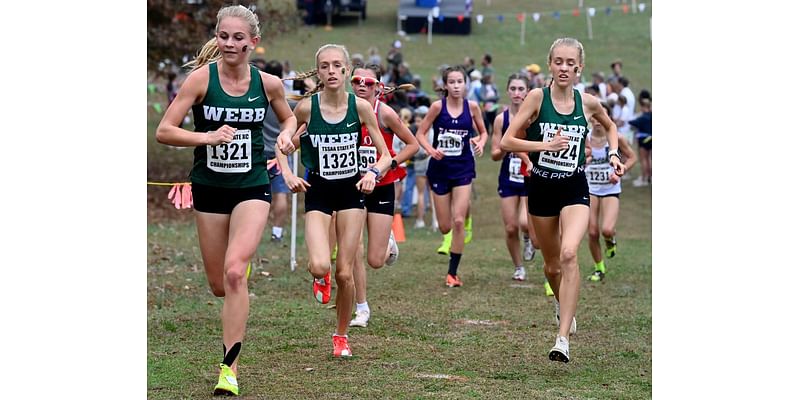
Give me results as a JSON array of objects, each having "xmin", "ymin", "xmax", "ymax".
[{"xmin": 392, "ymin": 213, "xmax": 406, "ymax": 243}]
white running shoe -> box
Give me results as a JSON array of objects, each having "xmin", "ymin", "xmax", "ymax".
[
  {"xmin": 349, "ymin": 309, "xmax": 370, "ymax": 328},
  {"xmin": 523, "ymin": 238, "xmax": 535, "ymax": 261},
  {"xmin": 386, "ymin": 231, "xmax": 399, "ymax": 266},
  {"xmin": 512, "ymin": 266, "xmax": 526, "ymax": 281},
  {"xmin": 548, "ymin": 335, "xmax": 570, "ymax": 363},
  {"xmin": 554, "ymin": 299, "xmax": 577, "ymax": 335},
  {"xmin": 414, "ymin": 219, "xmax": 426, "ymax": 229},
  {"xmin": 632, "ymin": 176, "xmax": 649, "ymax": 187}
]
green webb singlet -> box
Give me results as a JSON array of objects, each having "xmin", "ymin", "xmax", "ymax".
[
  {"xmin": 526, "ymin": 87, "xmax": 589, "ymax": 178},
  {"xmin": 300, "ymin": 93, "xmax": 362, "ymax": 180},
  {"xmin": 190, "ymin": 62, "xmax": 269, "ymax": 188}
]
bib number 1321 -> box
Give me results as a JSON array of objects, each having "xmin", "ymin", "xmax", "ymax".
[{"xmin": 207, "ymin": 129, "xmax": 252, "ymax": 173}]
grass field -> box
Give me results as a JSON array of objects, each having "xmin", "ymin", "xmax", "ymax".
[{"xmin": 147, "ymin": 1, "xmax": 651, "ymax": 398}]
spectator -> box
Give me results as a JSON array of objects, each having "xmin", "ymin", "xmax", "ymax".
[
  {"xmin": 394, "ymin": 62, "xmax": 413, "ymax": 86},
  {"xmin": 260, "ymin": 59, "xmax": 297, "ymax": 244},
  {"xmin": 367, "ymin": 46, "xmax": 382, "ymax": 66},
  {"xmin": 618, "ymin": 77, "xmax": 636, "ymax": 112},
  {"xmin": 432, "ymin": 64, "xmax": 450, "ymax": 98},
  {"xmin": 573, "ymin": 73, "xmax": 585, "ymax": 93},
  {"xmin": 386, "ymin": 40, "xmax": 403, "ymax": 69},
  {"xmin": 462, "ymin": 56, "xmax": 476, "ymax": 76},
  {"xmin": 467, "ymin": 69, "xmax": 482, "ymax": 102},
  {"xmin": 610, "ymin": 59, "xmax": 623, "ymax": 79},
  {"xmin": 480, "ymin": 53, "xmax": 495, "ymax": 78},
  {"xmin": 407, "ymin": 74, "xmax": 431, "ymax": 108},
  {"xmin": 281, "ymin": 60, "xmax": 300, "ymax": 96},
  {"xmin": 585, "ymin": 84, "xmax": 601, "ymax": 98},
  {"xmin": 479, "ymin": 73, "xmax": 500, "ymax": 135},
  {"xmin": 525, "ymin": 63, "xmax": 544, "ymax": 89},
  {"xmin": 410, "ymin": 105, "xmax": 433, "ymax": 228},
  {"xmin": 629, "ymin": 96, "xmax": 652, "ymax": 187},
  {"xmin": 351, "ymin": 52, "xmax": 364, "ymax": 66},
  {"xmin": 591, "ymin": 71, "xmax": 607, "ymax": 100}
]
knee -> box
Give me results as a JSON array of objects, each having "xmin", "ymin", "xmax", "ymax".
[
  {"xmin": 452, "ymin": 218, "xmax": 465, "ymax": 232},
  {"xmin": 588, "ymin": 227, "xmax": 600, "ymax": 241},
  {"xmin": 560, "ymin": 247, "xmax": 578, "ymax": 265},
  {"xmin": 334, "ymin": 267, "xmax": 353, "ymax": 284},
  {"xmin": 504, "ymin": 223, "xmax": 518, "ymax": 238},
  {"xmin": 308, "ymin": 260, "xmax": 331, "ymax": 278},
  {"xmin": 543, "ymin": 262, "xmax": 560, "ymax": 276},
  {"xmin": 224, "ymin": 265, "xmax": 246, "ymax": 289},
  {"xmin": 367, "ymin": 253, "xmax": 385, "ymax": 269}
]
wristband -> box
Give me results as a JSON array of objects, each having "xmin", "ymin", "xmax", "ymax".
[
  {"xmin": 366, "ymin": 166, "xmax": 381, "ymax": 179},
  {"xmin": 608, "ymin": 149, "xmax": 621, "ymax": 161}
]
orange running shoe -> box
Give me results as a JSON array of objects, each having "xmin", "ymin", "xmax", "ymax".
[
  {"xmin": 445, "ymin": 274, "xmax": 462, "ymax": 287},
  {"xmin": 332, "ymin": 334, "xmax": 352, "ymax": 358},
  {"xmin": 312, "ymin": 271, "xmax": 331, "ymax": 304}
]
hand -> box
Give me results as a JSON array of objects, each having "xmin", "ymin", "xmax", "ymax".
[
  {"xmin": 470, "ymin": 137, "xmax": 485, "ymax": 157},
  {"xmin": 429, "ymin": 148, "xmax": 445, "ymax": 160},
  {"xmin": 584, "ymin": 144, "xmax": 593, "ymax": 165},
  {"xmin": 277, "ymin": 133, "xmax": 295, "ymax": 155},
  {"xmin": 207, "ymin": 125, "xmax": 235, "ymax": 146},
  {"xmin": 609, "ymin": 173, "xmax": 620, "ymax": 185},
  {"xmin": 523, "ymin": 159, "xmax": 533, "ymax": 176},
  {"xmin": 285, "ymin": 174, "xmax": 310, "ymax": 193},
  {"xmin": 266, "ymin": 158, "xmax": 280, "ymax": 173},
  {"xmin": 611, "ymin": 157, "xmax": 626, "ymax": 176},
  {"xmin": 356, "ymin": 172, "xmax": 377, "ymax": 194},
  {"xmin": 546, "ymin": 128, "xmax": 569, "ymax": 152}
]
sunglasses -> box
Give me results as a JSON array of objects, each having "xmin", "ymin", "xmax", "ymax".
[{"xmin": 351, "ymin": 76, "xmax": 379, "ymax": 87}]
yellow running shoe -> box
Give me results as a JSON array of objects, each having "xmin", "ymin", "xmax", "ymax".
[
  {"xmin": 331, "ymin": 244, "xmax": 338, "ymax": 261},
  {"xmin": 588, "ymin": 270, "xmax": 605, "ymax": 282},
  {"xmin": 246, "ymin": 262, "xmax": 251, "ymax": 280},
  {"xmin": 213, "ymin": 363, "xmax": 239, "ymax": 396},
  {"xmin": 604, "ymin": 238, "xmax": 617, "ymax": 258},
  {"xmin": 464, "ymin": 215, "xmax": 473, "ymax": 244},
  {"xmin": 437, "ymin": 231, "xmax": 452, "ymax": 255},
  {"xmin": 544, "ymin": 280, "xmax": 554, "ymax": 296}
]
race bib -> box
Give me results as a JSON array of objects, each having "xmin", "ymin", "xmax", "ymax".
[
  {"xmin": 537, "ymin": 128, "xmax": 582, "ymax": 172},
  {"xmin": 437, "ymin": 131, "xmax": 463, "ymax": 157},
  {"xmin": 508, "ymin": 156, "xmax": 524, "ymax": 183},
  {"xmin": 358, "ymin": 146, "xmax": 377, "ymax": 173},
  {"xmin": 586, "ymin": 163, "xmax": 613, "ymax": 186},
  {"xmin": 206, "ymin": 129, "xmax": 252, "ymax": 173},
  {"xmin": 318, "ymin": 138, "xmax": 358, "ymax": 179}
]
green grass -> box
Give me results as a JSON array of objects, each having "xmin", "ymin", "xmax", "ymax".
[
  {"xmin": 147, "ymin": 1, "xmax": 651, "ymax": 398},
  {"xmin": 147, "ymin": 157, "xmax": 652, "ymax": 399}
]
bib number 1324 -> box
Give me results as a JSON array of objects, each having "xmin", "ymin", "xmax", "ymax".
[{"xmin": 537, "ymin": 128, "xmax": 581, "ymax": 172}]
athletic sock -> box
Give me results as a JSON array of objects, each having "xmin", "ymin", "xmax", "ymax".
[
  {"xmin": 448, "ymin": 252, "xmax": 462, "ymax": 276},
  {"xmin": 356, "ymin": 302, "xmax": 370, "ymax": 313},
  {"xmin": 272, "ymin": 226, "xmax": 283, "ymax": 238},
  {"xmin": 595, "ymin": 260, "xmax": 606, "ymax": 273}
]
